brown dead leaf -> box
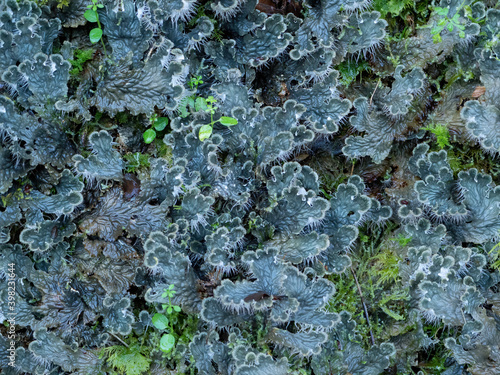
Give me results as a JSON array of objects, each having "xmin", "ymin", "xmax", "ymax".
[{"xmin": 471, "ymin": 86, "xmax": 486, "ymax": 98}]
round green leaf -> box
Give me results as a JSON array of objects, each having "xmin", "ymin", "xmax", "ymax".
[
  {"xmin": 160, "ymin": 334, "xmax": 175, "ymax": 353},
  {"xmin": 219, "ymin": 116, "xmax": 238, "ymax": 126},
  {"xmin": 173, "ymin": 305, "xmax": 181, "ymax": 312},
  {"xmin": 167, "ymin": 306, "xmax": 173, "ymax": 314},
  {"xmin": 89, "ymin": 28, "xmax": 103, "ymax": 44},
  {"xmin": 84, "ymin": 9, "xmax": 98, "ymax": 22},
  {"xmin": 152, "ymin": 313, "xmax": 169, "ymax": 330},
  {"xmin": 143, "ymin": 129, "xmax": 156, "ymax": 144},
  {"xmin": 153, "ymin": 117, "xmax": 169, "ymax": 131},
  {"xmin": 199, "ymin": 125, "xmax": 213, "ymax": 141}
]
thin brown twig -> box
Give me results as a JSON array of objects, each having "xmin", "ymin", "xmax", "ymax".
[
  {"xmin": 109, "ymin": 332, "xmax": 129, "ymax": 348},
  {"xmin": 350, "ymin": 266, "xmax": 375, "ymax": 345},
  {"xmin": 369, "ymin": 78, "xmax": 381, "ymax": 106}
]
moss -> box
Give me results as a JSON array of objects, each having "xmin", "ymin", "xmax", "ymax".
[
  {"xmin": 422, "ymin": 123, "xmax": 451, "ymax": 149},
  {"xmin": 69, "ymin": 49, "xmax": 94, "ymax": 77},
  {"xmin": 155, "ymin": 143, "xmax": 174, "ymax": 166},
  {"xmin": 187, "ymin": 3, "xmax": 224, "ymax": 42},
  {"xmin": 417, "ymin": 325, "xmax": 453, "ymax": 374},
  {"xmin": 115, "ymin": 112, "xmax": 129, "ymax": 124},
  {"xmin": 446, "ymin": 144, "xmax": 496, "ymax": 178},
  {"xmin": 336, "ymin": 59, "xmax": 372, "ymax": 87},
  {"xmin": 123, "ymin": 152, "xmax": 150, "ymax": 173},
  {"xmin": 373, "ymin": 0, "xmax": 414, "ymax": 19},
  {"xmin": 327, "ymin": 225, "xmax": 410, "ymax": 347},
  {"xmin": 99, "ymin": 338, "xmax": 152, "ymax": 375},
  {"xmin": 33, "ymin": 0, "xmax": 70, "ymax": 8}
]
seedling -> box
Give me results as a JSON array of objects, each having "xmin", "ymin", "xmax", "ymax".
[
  {"xmin": 188, "ymin": 75, "xmax": 204, "ymax": 90},
  {"xmin": 143, "ymin": 113, "xmax": 169, "ymax": 144},
  {"xmin": 151, "ymin": 284, "xmax": 182, "ymax": 353},
  {"xmin": 197, "ymin": 96, "xmax": 238, "ymax": 141},
  {"xmin": 84, "ymin": 0, "xmax": 107, "ymax": 54},
  {"xmin": 177, "ymin": 75, "xmax": 238, "ymax": 141},
  {"xmin": 178, "ymin": 75, "xmax": 204, "ymax": 118},
  {"xmin": 431, "ymin": 6, "xmax": 466, "ymax": 43}
]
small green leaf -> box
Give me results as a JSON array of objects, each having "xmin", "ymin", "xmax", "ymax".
[
  {"xmin": 447, "ymin": 23, "xmax": 454, "ymax": 32},
  {"xmin": 167, "ymin": 306, "xmax": 173, "ymax": 314},
  {"xmin": 179, "ymin": 102, "xmax": 189, "ymax": 118},
  {"xmin": 84, "ymin": 9, "xmax": 98, "ymax": 22},
  {"xmin": 205, "ymin": 96, "xmax": 217, "ymax": 105},
  {"xmin": 199, "ymin": 125, "xmax": 213, "ymax": 141},
  {"xmin": 173, "ymin": 305, "xmax": 181, "ymax": 312},
  {"xmin": 434, "ymin": 7, "xmax": 449, "ymax": 16},
  {"xmin": 195, "ymin": 97, "xmax": 208, "ymax": 112},
  {"xmin": 432, "ymin": 33, "xmax": 442, "ymax": 43},
  {"xmin": 437, "ymin": 19, "xmax": 447, "ymax": 26},
  {"xmin": 97, "ymin": 3, "xmax": 104, "ymax": 7},
  {"xmin": 464, "ymin": 5, "xmax": 472, "ymax": 18},
  {"xmin": 89, "ymin": 28, "xmax": 103, "ymax": 43},
  {"xmin": 431, "ymin": 25, "xmax": 443, "ymax": 35},
  {"xmin": 381, "ymin": 305, "xmax": 405, "ymax": 321},
  {"xmin": 153, "ymin": 117, "xmax": 169, "ymax": 131},
  {"xmin": 143, "ymin": 129, "xmax": 156, "ymax": 144},
  {"xmin": 160, "ymin": 334, "xmax": 176, "ymax": 353},
  {"xmin": 152, "ymin": 313, "xmax": 169, "ymax": 330},
  {"xmin": 459, "ymin": 31, "xmax": 465, "ymax": 38},
  {"xmin": 219, "ymin": 116, "xmax": 238, "ymax": 126}
]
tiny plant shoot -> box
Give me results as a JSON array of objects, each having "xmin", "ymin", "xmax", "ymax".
[
  {"xmin": 152, "ymin": 284, "xmax": 182, "ymax": 353},
  {"xmin": 177, "ymin": 75, "xmax": 238, "ymax": 141},
  {"xmin": 84, "ymin": 0, "xmax": 107, "ymax": 54},
  {"xmin": 143, "ymin": 113, "xmax": 169, "ymax": 144},
  {"xmin": 431, "ymin": 6, "xmax": 466, "ymax": 43},
  {"xmin": 198, "ymin": 96, "xmax": 238, "ymax": 141}
]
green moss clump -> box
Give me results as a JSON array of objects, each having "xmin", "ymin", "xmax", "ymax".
[
  {"xmin": 69, "ymin": 49, "xmax": 94, "ymax": 77},
  {"xmin": 124, "ymin": 152, "xmax": 151, "ymax": 173}
]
